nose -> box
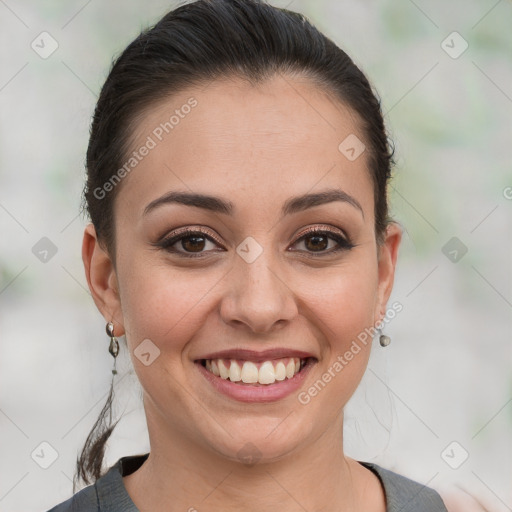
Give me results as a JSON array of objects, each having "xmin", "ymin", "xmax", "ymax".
[{"xmin": 219, "ymin": 248, "xmax": 298, "ymax": 334}]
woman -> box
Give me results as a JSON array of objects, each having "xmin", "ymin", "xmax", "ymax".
[{"xmin": 48, "ymin": 0, "xmax": 448, "ymax": 510}]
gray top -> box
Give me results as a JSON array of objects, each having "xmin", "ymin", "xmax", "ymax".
[{"xmin": 47, "ymin": 453, "xmax": 448, "ymax": 511}]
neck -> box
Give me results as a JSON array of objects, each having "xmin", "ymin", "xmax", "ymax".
[{"xmin": 123, "ymin": 406, "xmax": 383, "ymax": 511}]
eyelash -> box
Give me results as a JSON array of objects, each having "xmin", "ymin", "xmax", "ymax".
[{"xmin": 154, "ymin": 226, "xmax": 355, "ymax": 258}]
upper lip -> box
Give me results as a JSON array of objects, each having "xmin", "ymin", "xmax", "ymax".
[{"xmin": 196, "ymin": 348, "xmax": 316, "ymax": 362}]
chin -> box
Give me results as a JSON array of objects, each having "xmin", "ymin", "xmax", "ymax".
[{"xmin": 201, "ymin": 418, "xmax": 310, "ymax": 466}]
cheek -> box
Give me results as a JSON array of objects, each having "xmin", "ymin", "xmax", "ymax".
[
  {"xmin": 301, "ymin": 269, "xmax": 378, "ymax": 408},
  {"xmin": 299, "ymin": 257, "xmax": 378, "ymax": 343},
  {"xmin": 329, "ymin": 273, "xmax": 376, "ymax": 341},
  {"xmin": 299, "ymin": 255, "xmax": 378, "ymax": 397},
  {"xmin": 117, "ymin": 256, "xmax": 222, "ymax": 351}
]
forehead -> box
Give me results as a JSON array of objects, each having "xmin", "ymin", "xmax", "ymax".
[{"xmin": 116, "ymin": 74, "xmax": 374, "ymax": 222}]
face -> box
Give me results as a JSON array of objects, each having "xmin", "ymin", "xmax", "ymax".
[{"xmin": 84, "ymin": 74, "xmax": 401, "ymax": 464}]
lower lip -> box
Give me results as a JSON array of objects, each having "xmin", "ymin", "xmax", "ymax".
[{"xmin": 195, "ymin": 359, "xmax": 316, "ymax": 403}]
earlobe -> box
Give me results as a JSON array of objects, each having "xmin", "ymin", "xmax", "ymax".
[
  {"xmin": 374, "ymin": 222, "xmax": 402, "ymax": 324},
  {"xmin": 82, "ymin": 223, "xmax": 125, "ymax": 336}
]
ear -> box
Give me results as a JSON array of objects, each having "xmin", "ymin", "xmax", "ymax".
[
  {"xmin": 374, "ymin": 222, "xmax": 402, "ymax": 325},
  {"xmin": 82, "ymin": 223, "xmax": 125, "ymax": 336}
]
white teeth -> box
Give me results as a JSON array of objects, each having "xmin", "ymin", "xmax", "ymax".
[
  {"xmin": 275, "ymin": 361, "xmax": 286, "ymax": 381},
  {"xmin": 258, "ymin": 361, "xmax": 276, "ymax": 384},
  {"xmin": 218, "ymin": 359, "xmax": 229, "ymax": 379},
  {"xmin": 229, "ymin": 361, "xmax": 242, "ymax": 382},
  {"xmin": 203, "ymin": 356, "xmax": 308, "ymax": 385},
  {"xmin": 285, "ymin": 360, "xmax": 295, "ymax": 379},
  {"xmin": 211, "ymin": 360, "xmax": 220, "ymax": 377},
  {"xmin": 241, "ymin": 361, "xmax": 259, "ymax": 383}
]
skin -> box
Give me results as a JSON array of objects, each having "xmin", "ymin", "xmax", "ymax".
[{"xmin": 83, "ymin": 73, "xmax": 401, "ymax": 511}]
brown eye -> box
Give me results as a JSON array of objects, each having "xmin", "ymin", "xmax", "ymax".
[
  {"xmin": 291, "ymin": 228, "xmax": 354, "ymax": 255},
  {"xmin": 303, "ymin": 233, "xmax": 329, "ymax": 252},
  {"xmin": 180, "ymin": 234, "xmax": 207, "ymax": 253},
  {"xmin": 156, "ymin": 228, "xmax": 224, "ymax": 257}
]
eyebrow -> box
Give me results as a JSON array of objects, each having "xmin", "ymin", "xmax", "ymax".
[{"xmin": 143, "ymin": 188, "xmax": 364, "ymax": 219}]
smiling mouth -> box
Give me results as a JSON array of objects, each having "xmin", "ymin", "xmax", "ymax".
[{"xmin": 197, "ymin": 357, "xmax": 315, "ymax": 386}]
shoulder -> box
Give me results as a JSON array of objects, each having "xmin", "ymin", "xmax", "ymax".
[
  {"xmin": 46, "ymin": 482, "xmax": 99, "ymax": 512},
  {"xmin": 361, "ymin": 462, "xmax": 448, "ymax": 512},
  {"xmin": 46, "ymin": 455, "xmax": 143, "ymax": 512}
]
